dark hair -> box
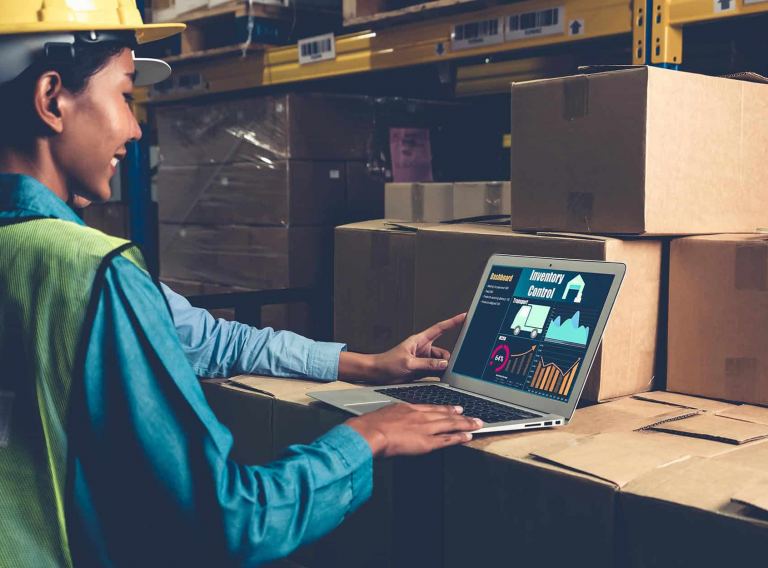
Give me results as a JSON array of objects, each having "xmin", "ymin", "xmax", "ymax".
[{"xmin": 0, "ymin": 38, "xmax": 133, "ymax": 144}]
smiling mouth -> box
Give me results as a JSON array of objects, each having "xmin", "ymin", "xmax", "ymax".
[{"xmin": 110, "ymin": 157, "xmax": 119, "ymax": 169}]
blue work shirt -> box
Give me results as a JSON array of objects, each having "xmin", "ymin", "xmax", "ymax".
[
  {"xmin": 0, "ymin": 174, "xmax": 373, "ymax": 567},
  {"xmin": 161, "ymin": 282, "xmax": 345, "ymax": 381}
]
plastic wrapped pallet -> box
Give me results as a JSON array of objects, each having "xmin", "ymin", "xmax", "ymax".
[
  {"xmin": 159, "ymin": 224, "xmax": 332, "ymax": 291},
  {"xmin": 157, "ymin": 161, "xmax": 346, "ymax": 226},
  {"xmin": 156, "ymin": 94, "xmax": 377, "ymax": 165}
]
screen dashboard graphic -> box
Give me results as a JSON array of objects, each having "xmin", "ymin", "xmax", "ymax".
[{"xmin": 453, "ymin": 265, "xmax": 615, "ymax": 403}]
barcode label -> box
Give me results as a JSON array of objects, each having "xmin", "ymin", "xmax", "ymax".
[
  {"xmin": 299, "ymin": 33, "xmax": 336, "ymax": 65},
  {"xmin": 451, "ymin": 18, "xmax": 504, "ymax": 51},
  {"xmin": 506, "ymin": 7, "xmax": 565, "ymax": 41}
]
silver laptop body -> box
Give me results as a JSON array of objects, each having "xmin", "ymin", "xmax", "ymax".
[{"xmin": 310, "ymin": 254, "xmax": 626, "ymax": 434}]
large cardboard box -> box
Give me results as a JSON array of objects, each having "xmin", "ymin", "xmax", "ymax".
[
  {"xmin": 159, "ymin": 224, "xmax": 332, "ymax": 291},
  {"xmin": 414, "ymin": 224, "xmax": 663, "ymax": 401},
  {"xmin": 334, "ymin": 221, "xmax": 422, "ymax": 354},
  {"xmin": 619, "ymin": 456, "xmax": 768, "ymax": 566},
  {"xmin": 510, "ymin": 67, "xmax": 768, "ymax": 235},
  {"xmin": 157, "ymin": 161, "xmax": 346, "ymax": 226},
  {"xmin": 444, "ymin": 394, "xmax": 738, "ymax": 568},
  {"xmin": 668, "ymin": 234, "xmax": 768, "ymax": 405},
  {"xmin": 205, "ymin": 375, "xmax": 444, "ymax": 568}
]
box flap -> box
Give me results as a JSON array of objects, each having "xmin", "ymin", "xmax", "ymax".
[
  {"xmin": 645, "ymin": 413, "xmax": 768, "ymax": 445},
  {"xmin": 624, "ymin": 456, "xmax": 768, "ymax": 518},
  {"xmin": 229, "ymin": 375, "xmax": 361, "ymax": 406},
  {"xmin": 721, "ymin": 71, "xmax": 768, "ymax": 85},
  {"xmin": 529, "ymin": 431, "xmax": 711, "ymax": 487},
  {"xmin": 732, "ymin": 478, "xmax": 768, "ymax": 514},
  {"xmin": 536, "ymin": 232, "xmax": 612, "ymax": 243},
  {"xmin": 632, "ymin": 391, "xmax": 737, "ymax": 413},
  {"xmin": 467, "ymin": 430, "xmax": 584, "ymax": 460},
  {"xmin": 336, "ymin": 219, "xmax": 430, "ymax": 233},
  {"xmin": 717, "ymin": 405, "xmax": 768, "ymax": 426},
  {"xmin": 577, "ymin": 65, "xmax": 646, "ymax": 74},
  {"xmin": 715, "ymin": 439, "xmax": 768, "ymax": 470}
]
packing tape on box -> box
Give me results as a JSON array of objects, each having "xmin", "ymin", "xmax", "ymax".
[
  {"xmin": 371, "ymin": 231, "xmax": 391, "ymax": 269},
  {"xmin": 484, "ymin": 182, "xmax": 504, "ymax": 216},
  {"xmin": 726, "ymin": 358, "xmax": 760, "ymax": 381},
  {"xmin": 567, "ymin": 191, "xmax": 594, "ymax": 232},
  {"xmin": 735, "ymin": 243, "xmax": 768, "ymax": 291},
  {"xmin": 412, "ymin": 183, "xmax": 425, "ymax": 222},
  {"xmin": 563, "ymin": 75, "xmax": 589, "ymax": 120}
]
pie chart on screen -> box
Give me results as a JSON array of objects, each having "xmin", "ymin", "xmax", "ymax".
[{"xmin": 489, "ymin": 344, "xmax": 510, "ymax": 372}]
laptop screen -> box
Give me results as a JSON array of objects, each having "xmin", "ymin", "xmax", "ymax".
[{"xmin": 452, "ymin": 265, "xmax": 615, "ymax": 404}]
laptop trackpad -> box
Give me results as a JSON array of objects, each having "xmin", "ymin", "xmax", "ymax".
[{"xmin": 344, "ymin": 401, "xmax": 394, "ymax": 413}]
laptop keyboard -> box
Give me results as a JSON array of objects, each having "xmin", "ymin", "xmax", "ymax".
[{"xmin": 374, "ymin": 385, "xmax": 541, "ymax": 424}]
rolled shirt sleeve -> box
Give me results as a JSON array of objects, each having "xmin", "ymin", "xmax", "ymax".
[
  {"xmin": 67, "ymin": 258, "xmax": 372, "ymax": 568},
  {"xmin": 160, "ymin": 282, "xmax": 346, "ymax": 382}
]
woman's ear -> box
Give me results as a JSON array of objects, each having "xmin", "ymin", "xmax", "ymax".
[{"xmin": 33, "ymin": 71, "xmax": 67, "ymax": 135}]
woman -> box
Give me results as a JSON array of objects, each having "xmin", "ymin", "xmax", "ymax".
[{"xmin": 0, "ymin": 2, "xmax": 479, "ymax": 567}]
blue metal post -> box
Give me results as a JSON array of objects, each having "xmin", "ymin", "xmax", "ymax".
[{"xmin": 646, "ymin": 0, "xmax": 680, "ymax": 70}]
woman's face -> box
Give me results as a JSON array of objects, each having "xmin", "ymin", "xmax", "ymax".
[{"xmin": 51, "ymin": 48, "xmax": 142, "ymax": 204}]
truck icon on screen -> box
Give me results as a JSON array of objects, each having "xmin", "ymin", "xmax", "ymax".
[{"xmin": 511, "ymin": 304, "xmax": 551, "ymax": 339}]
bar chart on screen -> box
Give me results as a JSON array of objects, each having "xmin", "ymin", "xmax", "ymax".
[{"xmin": 530, "ymin": 357, "xmax": 581, "ymax": 396}]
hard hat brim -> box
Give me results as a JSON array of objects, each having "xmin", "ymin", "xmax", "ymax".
[
  {"xmin": 134, "ymin": 57, "xmax": 171, "ymax": 87},
  {"xmin": 0, "ymin": 23, "xmax": 185, "ymax": 44}
]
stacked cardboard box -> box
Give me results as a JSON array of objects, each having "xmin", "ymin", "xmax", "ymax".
[
  {"xmin": 384, "ymin": 182, "xmax": 512, "ymax": 222},
  {"xmin": 202, "ymin": 376, "xmax": 768, "ymax": 568}
]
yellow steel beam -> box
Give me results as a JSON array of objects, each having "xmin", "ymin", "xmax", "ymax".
[
  {"xmin": 653, "ymin": 0, "xmax": 768, "ymax": 64},
  {"xmin": 668, "ymin": 0, "xmax": 768, "ymax": 25},
  {"xmin": 455, "ymin": 54, "xmax": 575, "ymax": 96},
  {"xmin": 137, "ymin": 0, "xmax": 632, "ymax": 104},
  {"xmin": 631, "ymin": 0, "xmax": 648, "ymax": 63}
]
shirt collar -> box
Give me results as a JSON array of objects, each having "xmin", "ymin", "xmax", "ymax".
[{"xmin": 0, "ymin": 173, "xmax": 85, "ymax": 226}]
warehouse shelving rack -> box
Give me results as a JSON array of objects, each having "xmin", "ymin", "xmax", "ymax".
[{"xmin": 135, "ymin": 0, "xmax": 768, "ymax": 105}]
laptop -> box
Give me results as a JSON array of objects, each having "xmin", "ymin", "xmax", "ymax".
[{"xmin": 309, "ymin": 254, "xmax": 625, "ymax": 433}]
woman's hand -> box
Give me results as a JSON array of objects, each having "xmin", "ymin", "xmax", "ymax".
[{"xmin": 338, "ymin": 313, "xmax": 467, "ymax": 385}]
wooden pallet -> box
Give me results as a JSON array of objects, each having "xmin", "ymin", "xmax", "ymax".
[{"xmin": 343, "ymin": 0, "xmax": 500, "ymax": 28}]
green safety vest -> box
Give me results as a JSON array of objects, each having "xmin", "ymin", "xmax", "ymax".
[{"xmin": 0, "ymin": 217, "xmax": 147, "ymax": 568}]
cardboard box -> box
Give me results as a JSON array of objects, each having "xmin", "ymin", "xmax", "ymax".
[
  {"xmin": 385, "ymin": 182, "xmax": 511, "ymax": 222},
  {"xmin": 157, "ymin": 161, "xmax": 346, "ymax": 226},
  {"xmin": 510, "ymin": 67, "xmax": 768, "ymax": 235},
  {"xmin": 156, "ymin": 94, "xmax": 376, "ymax": 166},
  {"xmin": 444, "ymin": 395, "xmax": 719, "ymax": 568},
  {"xmin": 344, "ymin": 162, "xmax": 385, "ymax": 223},
  {"xmin": 334, "ymin": 221, "xmax": 421, "ymax": 354},
  {"xmin": 668, "ymin": 235, "xmax": 768, "ymax": 405},
  {"xmin": 414, "ymin": 224, "xmax": 663, "ymax": 401},
  {"xmin": 209, "ymin": 376, "xmax": 445, "ymax": 568},
  {"xmin": 453, "ymin": 182, "xmax": 511, "ymax": 219},
  {"xmin": 159, "ymin": 224, "xmax": 332, "ymax": 291},
  {"xmin": 619, "ymin": 457, "xmax": 768, "ymax": 567},
  {"xmin": 385, "ymin": 183, "xmax": 454, "ymax": 222}
]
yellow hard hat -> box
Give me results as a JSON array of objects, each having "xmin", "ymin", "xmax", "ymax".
[{"xmin": 0, "ymin": 0, "xmax": 184, "ymax": 44}]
